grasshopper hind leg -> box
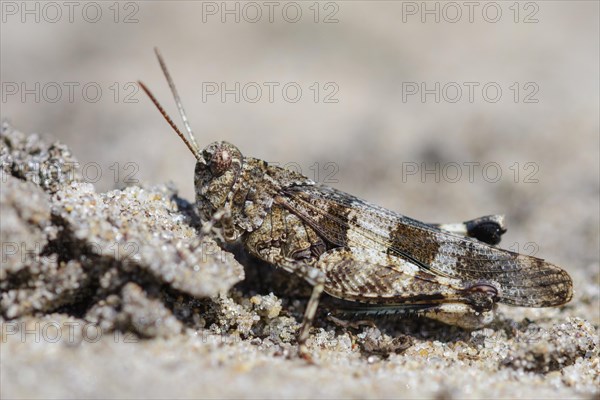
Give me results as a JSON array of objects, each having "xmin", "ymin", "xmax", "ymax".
[
  {"xmin": 422, "ymin": 303, "xmax": 496, "ymax": 329},
  {"xmin": 329, "ymin": 302, "xmax": 496, "ymax": 330},
  {"xmin": 430, "ymin": 214, "xmax": 507, "ymax": 245}
]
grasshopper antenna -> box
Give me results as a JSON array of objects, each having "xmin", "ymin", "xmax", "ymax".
[
  {"xmin": 153, "ymin": 47, "xmax": 201, "ymax": 152},
  {"xmin": 137, "ymin": 48, "xmax": 204, "ymax": 162}
]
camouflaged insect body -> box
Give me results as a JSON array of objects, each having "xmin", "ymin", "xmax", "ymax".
[
  {"xmin": 139, "ymin": 49, "xmax": 574, "ymax": 355},
  {"xmin": 193, "ymin": 140, "xmax": 572, "ymax": 331}
]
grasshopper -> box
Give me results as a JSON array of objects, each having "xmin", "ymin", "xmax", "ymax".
[{"xmin": 138, "ymin": 48, "xmax": 573, "ymax": 357}]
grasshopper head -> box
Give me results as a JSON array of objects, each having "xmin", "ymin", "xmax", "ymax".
[
  {"xmin": 194, "ymin": 141, "xmax": 243, "ymax": 216},
  {"xmin": 138, "ymin": 49, "xmax": 244, "ymax": 222}
]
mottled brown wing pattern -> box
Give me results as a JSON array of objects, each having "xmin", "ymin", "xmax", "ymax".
[{"xmin": 275, "ymin": 185, "xmax": 573, "ymax": 307}]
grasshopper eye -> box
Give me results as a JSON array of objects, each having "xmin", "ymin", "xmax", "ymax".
[
  {"xmin": 209, "ymin": 146, "xmax": 232, "ymax": 176},
  {"xmin": 200, "ymin": 141, "xmax": 241, "ymax": 178}
]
